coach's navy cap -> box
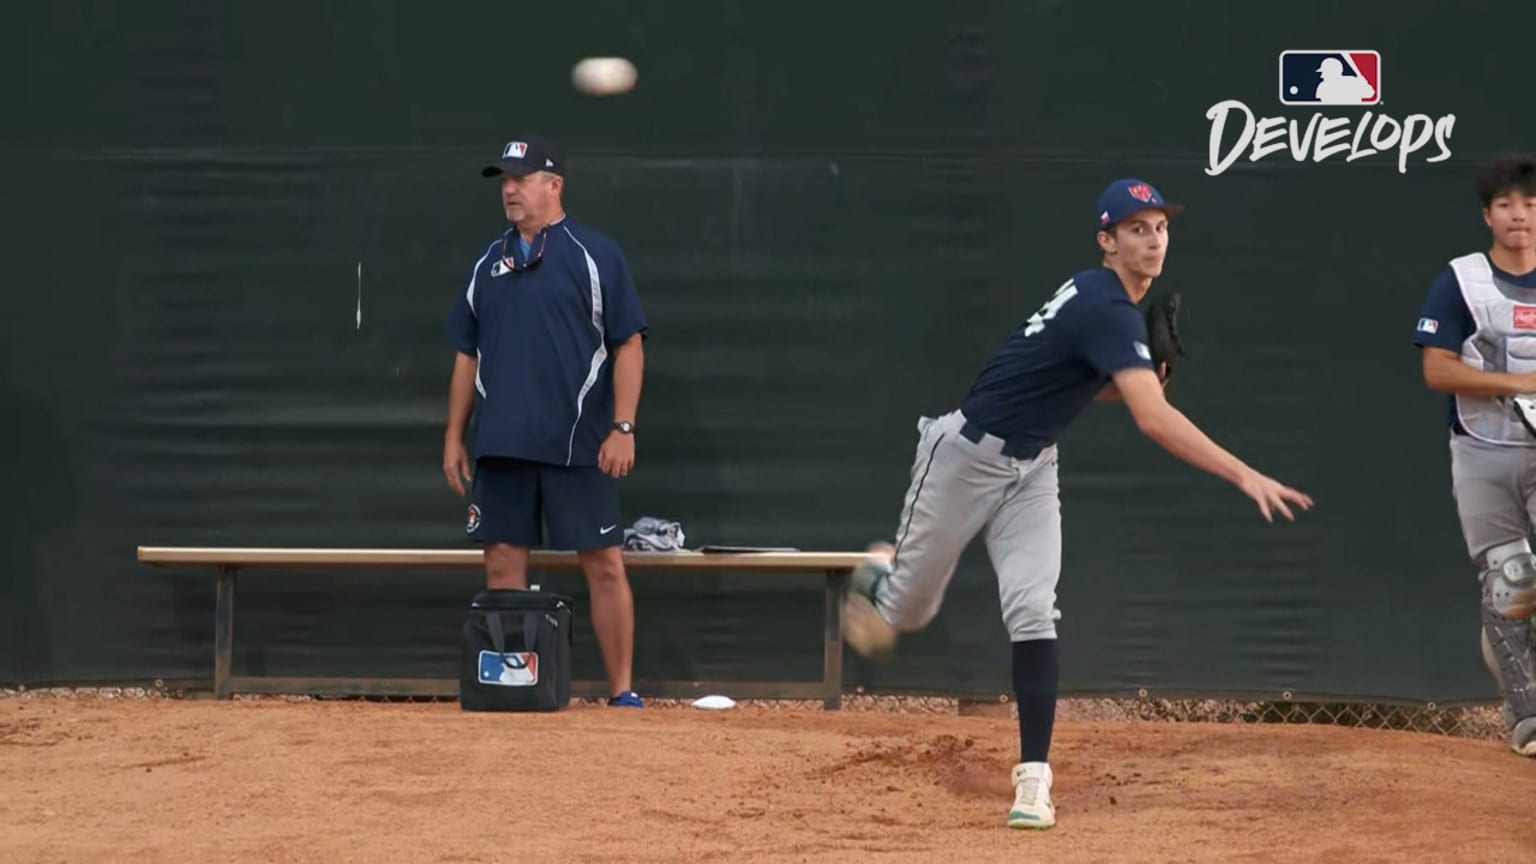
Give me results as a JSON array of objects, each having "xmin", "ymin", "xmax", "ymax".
[
  {"xmin": 1095, "ymin": 178, "xmax": 1183, "ymax": 232},
  {"xmin": 482, "ymin": 136, "xmax": 563, "ymax": 178}
]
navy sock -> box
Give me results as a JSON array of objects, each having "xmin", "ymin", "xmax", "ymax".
[{"xmin": 1011, "ymin": 638, "xmax": 1059, "ymax": 764}]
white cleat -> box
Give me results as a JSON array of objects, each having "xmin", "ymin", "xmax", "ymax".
[
  {"xmin": 1008, "ymin": 762, "xmax": 1056, "ymax": 830},
  {"xmin": 842, "ymin": 545, "xmax": 897, "ymax": 660},
  {"xmin": 1511, "ymin": 716, "xmax": 1536, "ymax": 757}
]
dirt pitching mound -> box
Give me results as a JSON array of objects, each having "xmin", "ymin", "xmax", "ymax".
[{"xmin": 3, "ymin": 695, "xmax": 1533, "ymax": 863}]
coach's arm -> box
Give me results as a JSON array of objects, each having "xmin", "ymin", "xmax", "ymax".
[
  {"xmin": 442, "ymin": 351, "xmax": 477, "ymax": 496},
  {"xmin": 1112, "ymin": 367, "xmax": 1311, "ymax": 522}
]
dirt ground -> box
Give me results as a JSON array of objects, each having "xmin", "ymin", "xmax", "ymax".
[{"xmin": 3, "ymin": 694, "xmax": 1535, "ymax": 864}]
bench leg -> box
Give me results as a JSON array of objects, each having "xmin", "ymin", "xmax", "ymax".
[
  {"xmin": 215, "ymin": 565, "xmax": 237, "ymax": 700},
  {"xmin": 823, "ymin": 569, "xmax": 847, "ymax": 710}
]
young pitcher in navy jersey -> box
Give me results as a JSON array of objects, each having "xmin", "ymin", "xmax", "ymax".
[
  {"xmin": 1411, "ymin": 153, "xmax": 1536, "ymax": 758},
  {"xmin": 842, "ymin": 179, "xmax": 1314, "ymax": 830},
  {"xmin": 443, "ymin": 136, "xmax": 648, "ymax": 708}
]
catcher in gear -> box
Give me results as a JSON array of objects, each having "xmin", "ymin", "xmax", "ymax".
[
  {"xmin": 1412, "ymin": 152, "xmax": 1536, "ymax": 757},
  {"xmin": 842, "ymin": 178, "xmax": 1313, "ymax": 832}
]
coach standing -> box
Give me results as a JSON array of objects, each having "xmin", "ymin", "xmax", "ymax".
[{"xmin": 443, "ymin": 135, "xmax": 648, "ymax": 708}]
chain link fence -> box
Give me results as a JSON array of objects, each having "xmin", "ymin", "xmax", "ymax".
[{"xmin": 1051, "ymin": 695, "xmax": 1508, "ymax": 742}]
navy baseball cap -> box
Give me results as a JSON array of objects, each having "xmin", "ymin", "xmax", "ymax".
[
  {"xmin": 481, "ymin": 136, "xmax": 563, "ymax": 178},
  {"xmin": 1095, "ymin": 178, "xmax": 1183, "ymax": 232}
]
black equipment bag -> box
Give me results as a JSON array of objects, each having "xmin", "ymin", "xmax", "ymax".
[{"xmin": 458, "ymin": 588, "xmax": 573, "ymax": 712}]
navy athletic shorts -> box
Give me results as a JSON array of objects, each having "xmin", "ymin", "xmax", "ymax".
[{"xmin": 465, "ymin": 456, "xmax": 622, "ymax": 551}]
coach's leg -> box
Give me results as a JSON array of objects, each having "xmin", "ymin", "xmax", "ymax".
[
  {"xmin": 577, "ymin": 546, "xmax": 636, "ymax": 700},
  {"xmin": 1451, "ymin": 436, "xmax": 1536, "ymax": 756},
  {"xmin": 544, "ymin": 463, "xmax": 639, "ymax": 705},
  {"xmin": 485, "ymin": 545, "xmax": 530, "ymax": 589},
  {"xmin": 844, "ymin": 412, "xmax": 1015, "ymax": 659},
  {"xmin": 983, "ymin": 446, "xmax": 1062, "ymax": 830},
  {"xmin": 468, "ymin": 458, "xmax": 541, "ymax": 589}
]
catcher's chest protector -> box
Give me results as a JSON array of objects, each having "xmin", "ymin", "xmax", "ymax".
[
  {"xmin": 459, "ymin": 588, "xmax": 573, "ymax": 712},
  {"xmin": 1452, "ymin": 252, "xmax": 1536, "ymax": 446}
]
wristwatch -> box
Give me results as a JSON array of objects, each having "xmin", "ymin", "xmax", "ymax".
[{"xmin": 613, "ymin": 420, "xmax": 634, "ymax": 434}]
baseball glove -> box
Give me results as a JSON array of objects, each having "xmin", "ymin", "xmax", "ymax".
[
  {"xmin": 1144, "ymin": 292, "xmax": 1186, "ymax": 381},
  {"xmin": 1512, "ymin": 394, "xmax": 1536, "ymax": 440}
]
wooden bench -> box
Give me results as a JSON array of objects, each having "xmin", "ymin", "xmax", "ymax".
[{"xmin": 136, "ymin": 546, "xmax": 868, "ymax": 709}]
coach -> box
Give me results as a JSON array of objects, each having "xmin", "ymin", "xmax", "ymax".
[{"xmin": 442, "ymin": 135, "xmax": 648, "ymax": 708}]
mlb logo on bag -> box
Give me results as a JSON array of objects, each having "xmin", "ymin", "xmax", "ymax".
[
  {"xmin": 478, "ymin": 650, "xmax": 539, "ymax": 686},
  {"xmin": 1278, "ymin": 50, "xmax": 1380, "ymax": 106}
]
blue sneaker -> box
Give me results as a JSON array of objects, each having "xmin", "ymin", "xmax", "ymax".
[{"xmin": 608, "ymin": 690, "xmax": 644, "ymax": 708}]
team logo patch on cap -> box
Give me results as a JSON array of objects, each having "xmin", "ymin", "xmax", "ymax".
[
  {"xmin": 1128, "ymin": 183, "xmax": 1154, "ymax": 203},
  {"xmin": 502, "ymin": 141, "xmax": 527, "ymax": 159}
]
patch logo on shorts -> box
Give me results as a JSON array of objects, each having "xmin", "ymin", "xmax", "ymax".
[{"xmin": 466, "ymin": 503, "xmax": 481, "ymax": 533}]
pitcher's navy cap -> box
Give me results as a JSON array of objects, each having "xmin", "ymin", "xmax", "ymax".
[
  {"xmin": 482, "ymin": 136, "xmax": 563, "ymax": 178},
  {"xmin": 1095, "ymin": 178, "xmax": 1183, "ymax": 232}
]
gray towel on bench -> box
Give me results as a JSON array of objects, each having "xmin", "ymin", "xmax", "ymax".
[{"xmin": 623, "ymin": 517, "xmax": 686, "ymax": 552}]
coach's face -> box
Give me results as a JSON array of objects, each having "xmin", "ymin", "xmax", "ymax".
[
  {"xmin": 1485, "ymin": 190, "xmax": 1535, "ymax": 252},
  {"xmin": 501, "ymin": 171, "xmax": 563, "ymax": 226},
  {"xmin": 1102, "ymin": 209, "xmax": 1169, "ymax": 279}
]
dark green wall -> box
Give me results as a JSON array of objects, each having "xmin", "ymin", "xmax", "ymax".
[{"xmin": 3, "ymin": 1, "xmax": 1525, "ymax": 703}]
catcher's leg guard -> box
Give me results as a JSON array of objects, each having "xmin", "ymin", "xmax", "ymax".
[{"xmin": 1478, "ymin": 540, "xmax": 1536, "ymax": 743}]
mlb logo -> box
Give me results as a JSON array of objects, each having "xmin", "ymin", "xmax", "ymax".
[
  {"xmin": 478, "ymin": 650, "xmax": 539, "ymax": 687},
  {"xmin": 1278, "ymin": 50, "xmax": 1380, "ymax": 106},
  {"xmin": 502, "ymin": 141, "xmax": 528, "ymax": 159},
  {"xmin": 1416, "ymin": 317, "xmax": 1439, "ymax": 334},
  {"xmin": 1513, "ymin": 306, "xmax": 1536, "ymax": 330}
]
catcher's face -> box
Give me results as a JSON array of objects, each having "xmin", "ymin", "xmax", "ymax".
[
  {"xmin": 1484, "ymin": 190, "xmax": 1536, "ymax": 253},
  {"xmin": 1099, "ymin": 210, "xmax": 1169, "ymax": 279},
  {"xmin": 501, "ymin": 171, "xmax": 563, "ymax": 227}
]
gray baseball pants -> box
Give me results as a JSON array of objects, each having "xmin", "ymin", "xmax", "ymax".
[
  {"xmin": 1449, "ymin": 433, "xmax": 1536, "ymax": 564},
  {"xmin": 873, "ymin": 410, "xmax": 1063, "ymax": 641}
]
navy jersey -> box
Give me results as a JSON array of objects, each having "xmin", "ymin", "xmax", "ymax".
[
  {"xmin": 960, "ymin": 267, "xmax": 1155, "ymax": 452},
  {"xmin": 446, "ymin": 216, "xmax": 647, "ymax": 467},
  {"xmin": 1412, "ymin": 260, "xmax": 1536, "ymax": 428}
]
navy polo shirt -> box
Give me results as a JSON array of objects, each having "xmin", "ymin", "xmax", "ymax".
[
  {"xmin": 446, "ymin": 216, "xmax": 647, "ymax": 467},
  {"xmin": 1412, "ymin": 261, "xmax": 1536, "ymax": 428},
  {"xmin": 960, "ymin": 267, "xmax": 1154, "ymax": 452}
]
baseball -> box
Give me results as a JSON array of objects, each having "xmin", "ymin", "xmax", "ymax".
[{"xmin": 572, "ymin": 57, "xmax": 637, "ymax": 96}]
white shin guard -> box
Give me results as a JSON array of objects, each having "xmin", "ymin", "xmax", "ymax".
[{"xmin": 1480, "ymin": 540, "xmax": 1536, "ymax": 722}]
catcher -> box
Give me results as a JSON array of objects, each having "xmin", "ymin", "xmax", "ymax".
[
  {"xmin": 842, "ymin": 178, "xmax": 1313, "ymax": 831},
  {"xmin": 1411, "ymin": 152, "xmax": 1536, "ymax": 757}
]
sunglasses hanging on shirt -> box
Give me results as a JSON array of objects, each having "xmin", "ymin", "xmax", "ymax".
[{"xmin": 500, "ymin": 227, "xmax": 548, "ymax": 273}]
